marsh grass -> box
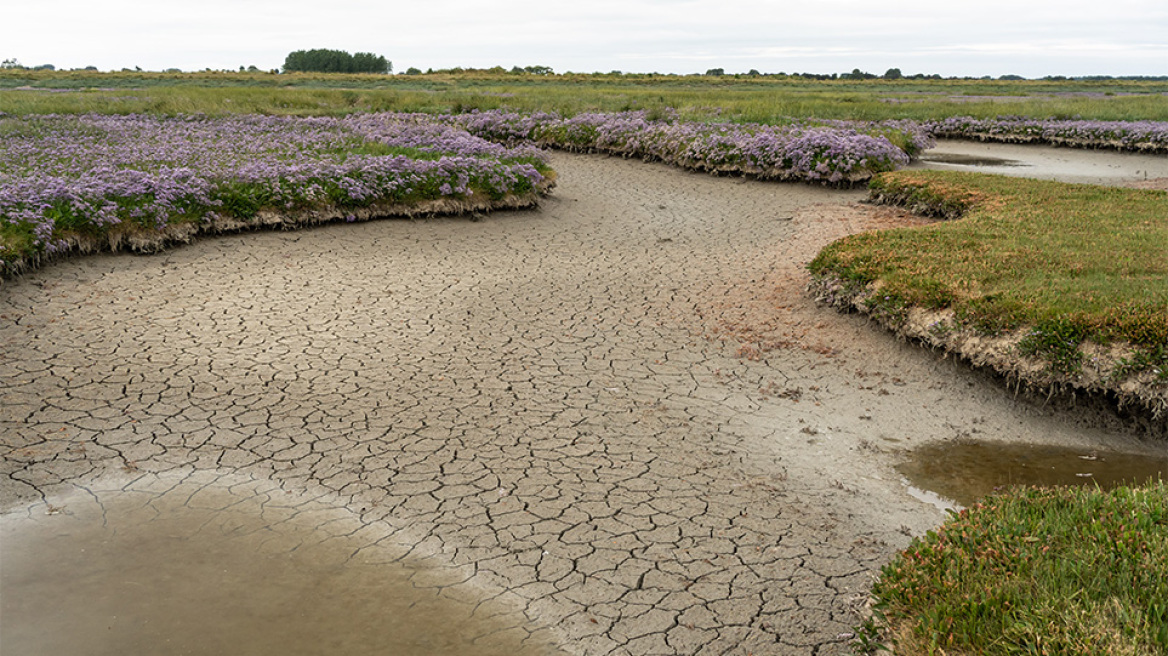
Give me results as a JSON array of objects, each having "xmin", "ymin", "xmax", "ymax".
[
  {"xmin": 810, "ymin": 171, "xmax": 1168, "ymax": 358},
  {"xmin": 3, "ymin": 70, "xmax": 1167, "ymax": 121},
  {"xmin": 860, "ymin": 480, "xmax": 1168, "ymax": 655}
]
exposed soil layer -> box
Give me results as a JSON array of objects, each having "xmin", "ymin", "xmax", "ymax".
[
  {"xmin": 2, "ymin": 153, "xmax": 1162, "ymax": 655},
  {"xmin": 2, "ymin": 186, "xmax": 553, "ymax": 279}
]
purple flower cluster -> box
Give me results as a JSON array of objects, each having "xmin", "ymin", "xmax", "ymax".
[
  {"xmin": 0, "ymin": 113, "xmax": 551, "ymax": 268},
  {"xmin": 345, "ymin": 113, "xmax": 546, "ymax": 161},
  {"xmin": 447, "ymin": 110, "xmax": 926, "ymax": 183},
  {"xmin": 805, "ymin": 118, "xmax": 935, "ymax": 157},
  {"xmin": 924, "ymin": 116, "xmax": 1168, "ymax": 153}
]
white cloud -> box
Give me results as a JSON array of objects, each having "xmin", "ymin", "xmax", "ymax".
[{"xmin": 3, "ymin": 0, "xmax": 1165, "ymax": 76}]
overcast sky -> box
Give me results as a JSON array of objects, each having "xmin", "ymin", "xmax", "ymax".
[{"xmin": 5, "ymin": 0, "xmax": 1166, "ymax": 78}]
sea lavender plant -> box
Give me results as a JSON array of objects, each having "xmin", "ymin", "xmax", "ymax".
[
  {"xmin": 447, "ymin": 109, "xmax": 922, "ymax": 183},
  {"xmin": 0, "ymin": 112, "xmax": 552, "ymax": 271},
  {"xmin": 923, "ymin": 116, "xmax": 1168, "ymax": 153}
]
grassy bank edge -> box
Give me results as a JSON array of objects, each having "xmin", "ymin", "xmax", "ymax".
[
  {"xmin": 852, "ymin": 480, "xmax": 1168, "ymax": 655},
  {"xmin": 0, "ymin": 186, "xmax": 551, "ymax": 280},
  {"xmin": 808, "ymin": 172, "xmax": 1168, "ymax": 425}
]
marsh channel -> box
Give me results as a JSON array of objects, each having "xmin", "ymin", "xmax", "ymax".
[{"xmin": 2, "ymin": 141, "xmax": 1165, "ymax": 655}]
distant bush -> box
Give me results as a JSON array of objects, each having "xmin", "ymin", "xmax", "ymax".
[{"xmin": 283, "ymin": 49, "xmax": 391, "ymax": 74}]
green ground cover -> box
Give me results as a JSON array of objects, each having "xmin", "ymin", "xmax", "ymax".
[
  {"xmin": 812, "ymin": 171, "xmax": 1168, "ymax": 350},
  {"xmin": 3, "ymin": 69, "xmax": 1167, "ymax": 122},
  {"xmin": 855, "ymin": 481, "xmax": 1168, "ymax": 655},
  {"xmin": 810, "ymin": 172, "xmax": 1168, "ymax": 408}
]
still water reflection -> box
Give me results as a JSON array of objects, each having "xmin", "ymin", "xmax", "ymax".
[
  {"xmin": 898, "ymin": 440, "xmax": 1168, "ymax": 509},
  {"xmin": 1, "ymin": 474, "xmax": 561, "ymax": 656}
]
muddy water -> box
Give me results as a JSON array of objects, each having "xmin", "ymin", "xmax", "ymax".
[
  {"xmin": 0, "ymin": 474, "xmax": 560, "ymax": 656},
  {"xmin": 898, "ymin": 440, "xmax": 1168, "ymax": 509},
  {"xmin": 918, "ymin": 152, "xmax": 1025, "ymax": 168},
  {"xmin": 914, "ymin": 140, "xmax": 1168, "ymax": 186}
]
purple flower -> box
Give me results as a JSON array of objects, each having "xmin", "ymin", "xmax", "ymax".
[{"xmin": 0, "ymin": 112, "xmax": 551, "ymax": 268}]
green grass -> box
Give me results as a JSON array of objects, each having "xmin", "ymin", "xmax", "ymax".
[
  {"xmin": 858, "ymin": 481, "xmax": 1168, "ymax": 655},
  {"xmin": 3, "ymin": 69, "xmax": 1167, "ymax": 121},
  {"xmin": 809, "ymin": 172, "xmax": 1168, "ymax": 363}
]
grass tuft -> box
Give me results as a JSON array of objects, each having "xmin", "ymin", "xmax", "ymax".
[
  {"xmin": 810, "ymin": 171, "xmax": 1168, "ymax": 359},
  {"xmin": 857, "ymin": 481, "xmax": 1168, "ymax": 655}
]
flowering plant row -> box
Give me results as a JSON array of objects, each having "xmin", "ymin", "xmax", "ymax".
[
  {"xmin": 0, "ymin": 112, "xmax": 552, "ymax": 273},
  {"xmin": 447, "ymin": 110, "xmax": 931, "ymax": 183},
  {"xmin": 923, "ymin": 116, "xmax": 1168, "ymax": 153}
]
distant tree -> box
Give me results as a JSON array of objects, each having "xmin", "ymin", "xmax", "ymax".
[
  {"xmin": 705, "ymin": 68, "xmax": 725, "ymax": 76},
  {"xmin": 523, "ymin": 65, "xmax": 553, "ymax": 75},
  {"xmin": 283, "ymin": 49, "xmax": 390, "ymax": 74},
  {"xmin": 352, "ymin": 51, "xmax": 391, "ymax": 73},
  {"xmin": 747, "ymin": 69, "xmax": 761, "ymax": 76},
  {"xmin": 1, "ymin": 58, "xmax": 23, "ymax": 69},
  {"xmin": 509, "ymin": 66, "xmax": 525, "ymax": 74},
  {"xmin": 33, "ymin": 64, "xmax": 55, "ymax": 71},
  {"xmin": 882, "ymin": 68, "xmax": 902, "ymax": 80},
  {"xmin": 842, "ymin": 68, "xmax": 877, "ymax": 80},
  {"xmin": 999, "ymin": 74, "xmax": 1026, "ymax": 80},
  {"xmin": 405, "ymin": 67, "xmax": 422, "ymax": 75}
]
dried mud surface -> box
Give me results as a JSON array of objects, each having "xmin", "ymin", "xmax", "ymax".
[{"xmin": 2, "ymin": 153, "xmax": 1160, "ymax": 655}]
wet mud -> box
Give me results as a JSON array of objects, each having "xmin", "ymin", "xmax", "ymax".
[
  {"xmin": 1, "ymin": 472, "xmax": 561, "ymax": 656},
  {"xmin": 897, "ymin": 440, "xmax": 1168, "ymax": 509},
  {"xmin": 914, "ymin": 139, "xmax": 1168, "ymax": 187}
]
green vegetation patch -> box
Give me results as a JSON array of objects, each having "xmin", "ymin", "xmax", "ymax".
[
  {"xmin": 857, "ymin": 481, "xmax": 1168, "ymax": 655},
  {"xmin": 3, "ymin": 69, "xmax": 1168, "ymax": 122},
  {"xmin": 810, "ymin": 171, "xmax": 1168, "ymax": 368},
  {"xmin": 0, "ymin": 113, "xmax": 553, "ymax": 275}
]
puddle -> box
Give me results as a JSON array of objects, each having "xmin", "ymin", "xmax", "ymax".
[
  {"xmin": 0, "ymin": 473, "xmax": 561, "ymax": 656},
  {"xmin": 918, "ymin": 153, "xmax": 1026, "ymax": 167},
  {"xmin": 898, "ymin": 440, "xmax": 1168, "ymax": 508},
  {"xmin": 914, "ymin": 140, "xmax": 1168, "ymax": 186}
]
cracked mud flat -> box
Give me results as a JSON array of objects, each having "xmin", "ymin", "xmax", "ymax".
[{"xmin": 2, "ymin": 153, "xmax": 1161, "ymax": 655}]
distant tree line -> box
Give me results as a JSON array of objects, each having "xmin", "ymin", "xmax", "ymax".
[
  {"xmin": 5, "ymin": 56, "xmax": 1167, "ymax": 82},
  {"xmin": 2, "ymin": 58, "xmax": 55, "ymax": 70},
  {"xmin": 283, "ymin": 49, "xmax": 391, "ymax": 74}
]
